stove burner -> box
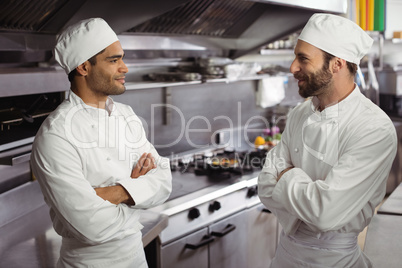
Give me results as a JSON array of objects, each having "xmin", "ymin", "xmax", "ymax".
[{"xmin": 171, "ymin": 147, "xmax": 268, "ymax": 177}]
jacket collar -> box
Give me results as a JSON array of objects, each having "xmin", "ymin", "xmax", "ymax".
[
  {"xmin": 68, "ymin": 90, "xmax": 116, "ymax": 117},
  {"xmin": 310, "ymin": 84, "xmax": 361, "ymax": 119}
]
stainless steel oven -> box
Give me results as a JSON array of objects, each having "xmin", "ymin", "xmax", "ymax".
[
  {"xmin": 0, "ymin": 91, "xmax": 65, "ymax": 194},
  {"xmin": 146, "ymin": 148, "xmax": 278, "ymax": 268}
]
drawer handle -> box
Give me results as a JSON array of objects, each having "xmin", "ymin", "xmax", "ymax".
[
  {"xmin": 0, "ymin": 152, "xmax": 31, "ymax": 166},
  {"xmin": 185, "ymin": 235, "xmax": 215, "ymax": 250},
  {"xmin": 12, "ymin": 153, "xmax": 31, "ymax": 165},
  {"xmin": 211, "ymin": 224, "xmax": 236, "ymax": 237}
]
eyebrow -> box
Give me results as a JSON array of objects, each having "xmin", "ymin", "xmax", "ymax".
[
  {"xmin": 295, "ymin": 52, "xmax": 309, "ymax": 58},
  {"xmin": 105, "ymin": 54, "xmax": 125, "ymax": 60}
]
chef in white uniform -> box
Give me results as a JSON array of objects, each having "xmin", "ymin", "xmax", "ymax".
[
  {"xmin": 258, "ymin": 13, "xmax": 397, "ymax": 267},
  {"xmin": 31, "ymin": 18, "xmax": 172, "ymax": 267}
]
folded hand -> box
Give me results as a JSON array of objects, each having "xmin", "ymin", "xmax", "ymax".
[{"xmin": 131, "ymin": 152, "xmax": 157, "ymax": 178}]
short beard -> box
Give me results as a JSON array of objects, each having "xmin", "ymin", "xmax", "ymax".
[
  {"xmin": 295, "ymin": 62, "xmax": 333, "ymax": 98},
  {"xmin": 88, "ymin": 72, "xmax": 126, "ymax": 97}
]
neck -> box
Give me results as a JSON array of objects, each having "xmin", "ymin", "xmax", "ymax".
[
  {"xmin": 71, "ymin": 83, "xmax": 108, "ymax": 109},
  {"xmin": 316, "ymin": 80, "xmax": 355, "ymax": 111}
]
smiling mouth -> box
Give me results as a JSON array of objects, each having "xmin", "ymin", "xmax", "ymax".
[{"xmin": 116, "ymin": 77, "xmax": 126, "ymax": 84}]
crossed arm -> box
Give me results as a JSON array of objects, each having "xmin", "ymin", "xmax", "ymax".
[{"xmin": 95, "ymin": 152, "xmax": 157, "ymax": 205}]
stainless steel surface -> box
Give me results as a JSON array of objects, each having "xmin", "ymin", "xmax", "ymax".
[
  {"xmin": 156, "ymin": 182, "xmax": 251, "ymax": 244},
  {"xmin": 363, "ymin": 214, "xmax": 402, "ymax": 268},
  {"xmin": 208, "ymin": 210, "xmax": 248, "ymax": 268},
  {"xmin": 148, "ymin": 143, "xmax": 278, "ymax": 267},
  {"xmin": 0, "ymin": 144, "xmax": 32, "ymax": 193},
  {"xmin": 0, "ymin": 69, "xmax": 68, "ymax": 97},
  {"xmin": 160, "ymin": 227, "xmax": 209, "ymax": 268},
  {"xmin": 140, "ymin": 211, "xmax": 169, "ymax": 247},
  {"xmin": 0, "ymin": 137, "xmax": 34, "ymax": 152},
  {"xmin": 251, "ymin": 0, "xmax": 347, "ymax": 13},
  {"xmin": 0, "ymin": 209, "xmax": 169, "ymax": 268},
  {"xmin": 128, "ymin": 0, "xmax": 258, "ymax": 37},
  {"xmin": 386, "ymin": 120, "xmax": 402, "ymax": 193},
  {"xmin": 151, "ymin": 174, "xmax": 278, "ymax": 268},
  {"xmin": 377, "ymin": 68, "xmax": 402, "ymax": 96},
  {"xmin": 0, "ymin": 181, "xmax": 43, "ymax": 228},
  {"xmin": 0, "ymin": 181, "xmax": 170, "ymax": 267},
  {"xmin": 377, "ymin": 182, "xmax": 402, "ymax": 215},
  {"xmin": 0, "ymin": 0, "xmax": 346, "ymax": 65},
  {"xmin": 9, "ymin": 152, "xmax": 31, "ymax": 166},
  {"xmin": 246, "ymin": 203, "xmax": 278, "ymax": 268}
]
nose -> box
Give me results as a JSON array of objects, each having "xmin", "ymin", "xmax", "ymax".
[
  {"xmin": 120, "ymin": 60, "xmax": 129, "ymax": 74},
  {"xmin": 290, "ymin": 58, "xmax": 299, "ymax": 74}
]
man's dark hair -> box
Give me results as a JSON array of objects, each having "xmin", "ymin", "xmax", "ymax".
[
  {"xmin": 67, "ymin": 49, "xmax": 105, "ymax": 82},
  {"xmin": 323, "ymin": 51, "xmax": 358, "ymax": 78}
]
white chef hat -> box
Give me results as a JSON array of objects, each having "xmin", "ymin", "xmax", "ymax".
[
  {"xmin": 298, "ymin": 13, "xmax": 373, "ymax": 65},
  {"xmin": 54, "ymin": 18, "xmax": 119, "ymax": 74}
]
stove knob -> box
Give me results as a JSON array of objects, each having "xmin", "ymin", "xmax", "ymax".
[
  {"xmin": 188, "ymin": 208, "xmax": 200, "ymax": 220},
  {"xmin": 247, "ymin": 186, "xmax": 258, "ymax": 198},
  {"xmin": 209, "ymin": 201, "xmax": 221, "ymax": 212}
]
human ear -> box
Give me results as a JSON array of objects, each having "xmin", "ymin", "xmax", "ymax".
[
  {"xmin": 75, "ymin": 61, "xmax": 90, "ymax": 76},
  {"xmin": 332, "ymin": 58, "xmax": 345, "ymax": 73}
]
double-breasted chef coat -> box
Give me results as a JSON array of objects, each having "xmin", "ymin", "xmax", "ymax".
[
  {"xmin": 31, "ymin": 91, "xmax": 172, "ymax": 267},
  {"xmin": 258, "ymin": 85, "xmax": 397, "ymax": 267}
]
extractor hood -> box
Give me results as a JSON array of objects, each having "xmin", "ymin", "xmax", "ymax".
[{"xmin": 0, "ymin": 0, "xmax": 347, "ymax": 64}]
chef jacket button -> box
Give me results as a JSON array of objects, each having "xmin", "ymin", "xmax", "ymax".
[
  {"xmin": 294, "ymin": 148, "xmax": 299, "ymax": 153},
  {"xmin": 106, "ymin": 157, "xmax": 111, "ymax": 161},
  {"xmin": 91, "ymin": 125, "xmax": 95, "ymax": 128},
  {"xmin": 319, "ymin": 156, "xmax": 324, "ymax": 161}
]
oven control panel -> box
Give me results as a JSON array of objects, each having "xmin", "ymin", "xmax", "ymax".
[{"xmin": 159, "ymin": 186, "xmax": 251, "ymax": 245}]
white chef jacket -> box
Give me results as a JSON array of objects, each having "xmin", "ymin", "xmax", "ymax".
[
  {"xmin": 258, "ymin": 85, "xmax": 397, "ymax": 267},
  {"xmin": 31, "ymin": 90, "xmax": 172, "ymax": 267}
]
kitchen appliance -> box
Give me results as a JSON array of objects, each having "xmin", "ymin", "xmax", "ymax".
[
  {"xmin": 0, "ymin": 0, "xmax": 346, "ymax": 64},
  {"xmin": 378, "ymin": 67, "xmax": 402, "ymax": 116},
  {"xmin": 0, "ymin": 92, "xmax": 65, "ymax": 193},
  {"xmin": 145, "ymin": 146, "xmax": 278, "ymax": 268}
]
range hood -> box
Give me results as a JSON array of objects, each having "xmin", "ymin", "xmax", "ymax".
[{"xmin": 0, "ymin": 0, "xmax": 347, "ymax": 64}]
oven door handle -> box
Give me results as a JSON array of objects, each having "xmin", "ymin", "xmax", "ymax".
[
  {"xmin": 211, "ymin": 224, "xmax": 236, "ymax": 237},
  {"xmin": 0, "ymin": 152, "xmax": 31, "ymax": 166},
  {"xmin": 185, "ymin": 235, "xmax": 215, "ymax": 250}
]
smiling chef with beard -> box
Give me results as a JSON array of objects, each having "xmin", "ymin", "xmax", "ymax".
[{"xmin": 258, "ymin": 13, "xmax": 397, "ymax": 267}]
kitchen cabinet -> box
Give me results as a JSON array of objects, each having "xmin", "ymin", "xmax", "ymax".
[
  {"xmin": 160, "ymin": 227, "xmax": 210, "ymax": 268},
  {"xmin": 158, "ymin": 206, "xmax": 277, "ymax": 268},
  {"xmin": 209, "ymin": 210, "xmax": 248, "ymax": 268},
  {"xmin": 159, "ymin": 210, "xmax": 248, "ymax": 268}
]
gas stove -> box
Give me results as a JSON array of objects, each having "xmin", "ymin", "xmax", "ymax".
[
  {"xmin": 148, "ymin": 145, "xmax": 278, "ymax": 268},
  {"xmin": 166, "ymin": 146, "xmax": 268, "ymax": 201}
]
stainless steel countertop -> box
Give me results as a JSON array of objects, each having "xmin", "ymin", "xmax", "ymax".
[
  {"xmin": 377, "ymin": 182, "xmax": 402, "ymax": 215},
  {"xmin": 0, "ymin": 201, "xmax": 168, "ymax": 268},
  {"xmin": 364, "ymin": 214, "xmax": 402, "ymax": 268}
]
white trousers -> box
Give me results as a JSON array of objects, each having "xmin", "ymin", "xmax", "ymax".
[
  {"xmin": 271, "ymin": 224, "xmax": 372, "ymax": 268},
  {"xmin": 57, "ymin": 231, "xmax": 147, "ymax": 268}
]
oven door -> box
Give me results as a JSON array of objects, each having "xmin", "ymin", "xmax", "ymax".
[
  {"xmin": 246, "ymin": 203, "xmax": 278, "ymax": 268},
  {"xmin": 160, "ymin": 227, "xmax": 210, "ymax": 268},
  {"xmin": 209, "ymin": 210, "xmax": 248, "ymax": 268}
]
